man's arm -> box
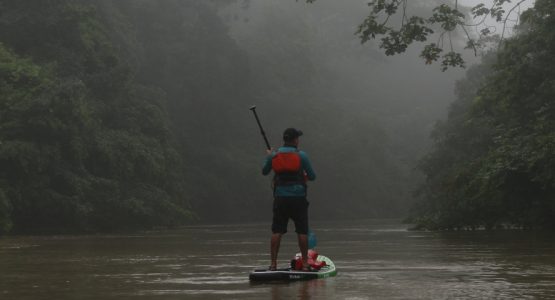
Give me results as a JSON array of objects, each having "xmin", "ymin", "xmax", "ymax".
[
  {"xmin": 262, "ymin": 149, "xmax": 274, "ymax": 175},
  {"xmin": 300, "ymin": 152, "xmax": 316, "ymax": 181}
]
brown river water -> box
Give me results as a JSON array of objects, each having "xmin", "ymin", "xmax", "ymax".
[{"xmin": 1, "ymin": 219, "xmax": 555, "ymax": 299}]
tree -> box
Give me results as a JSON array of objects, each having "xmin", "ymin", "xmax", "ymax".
[
  {"xmin": 0, "ymin": 1, "xmax": 194, "ymax": 233},
  {"xmin": 412, "ymin": 0, "xmax": 555, "ymax": 229}
]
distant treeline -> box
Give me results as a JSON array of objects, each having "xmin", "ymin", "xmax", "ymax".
[
  {"xmin": 1, "ymin": 0, "xmax": 432, "ymax": 234},
  {"xmin": 0, "ymin": 1, "xmax": 205, "ymax": 233},
  {"xmin": 6, "ymin": 0, "xmax": 544, "ymax": 234},
  {"xmin": 411, "ymin": 0, "xmax": 555, "ymax": 230}
]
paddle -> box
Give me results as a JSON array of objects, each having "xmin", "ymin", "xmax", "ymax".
[{"xmin": 249, "ymin": 105, "xmax": 271, "ymax": 150}]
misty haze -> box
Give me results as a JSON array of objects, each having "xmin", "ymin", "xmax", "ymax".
[{"xmin": 1, "ymin": 0, "xmax": 554, "ymax": 299}]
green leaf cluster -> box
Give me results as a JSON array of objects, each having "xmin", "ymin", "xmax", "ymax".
[
  {"xmin": 356, "ymin": 1, "xmax": 468, "ymax": 69},
  {"xmin": 347, "ymin": 0, "xmax": 533, "ymax": 70}
]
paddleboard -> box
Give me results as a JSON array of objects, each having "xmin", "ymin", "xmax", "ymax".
[{"xmin": 249, "ymin": 255, "xmax": 337, "ymax": 282}]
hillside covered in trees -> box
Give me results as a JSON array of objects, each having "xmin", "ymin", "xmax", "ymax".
[
  {"xmin": 2, "ymin": 0, "xmax": 510, "ymax": 234},
  {"xmin": 0, "ymin": 1, "xmax": 202, "ymax": 233},
  {"xmin": 412, "ymin": 0, "xmax": 555, "ymax": 230}
]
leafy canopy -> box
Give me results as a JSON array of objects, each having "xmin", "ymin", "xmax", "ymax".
[{"xmin": 306, "ymin": 0, "xmax": 532, "ymax": 70}]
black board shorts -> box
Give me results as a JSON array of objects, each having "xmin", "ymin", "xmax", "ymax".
[{"xmin": 272, "ymin": 197, "xmax": 309, "ymax": 234}]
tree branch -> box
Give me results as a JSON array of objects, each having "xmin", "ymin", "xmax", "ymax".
[{"xmin": 500, "ymin": 0, "xmax": 527, "ymax": 42}]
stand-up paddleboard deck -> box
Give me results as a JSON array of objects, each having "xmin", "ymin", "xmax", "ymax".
[{"xmin": 249, "ymin": 255, "xmax": 337, "ymax": 282}]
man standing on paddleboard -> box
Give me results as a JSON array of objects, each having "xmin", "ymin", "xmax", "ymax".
[{"xmin": 262, "ymin": 128, "xmax": 316, "ymax": 271}]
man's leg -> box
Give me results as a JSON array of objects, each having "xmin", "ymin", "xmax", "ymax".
[
  {"xmin": 292, "ymin": 198, "xmax": 310, "ymax": 270},
  {"xmin": 270, "ymin": 233, "xmax": 283, "ymax": 270},
  {"xmin": 297, "ymin": 233, "xmax": 309, "ymax": 269}
]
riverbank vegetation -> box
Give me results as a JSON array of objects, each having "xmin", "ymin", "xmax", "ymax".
[
  {"xmin": 1, "ymin": 0, "xmax": 550, "ymax": 234},
  {"xmin": 2, "ymin": 0, "xmax": 452, "ymax": 234},
  {"xmin": 411, "ymin": 0, "xmax": 555, "ymax": 230},
  {"xmin": 0, "ymin": 1, "xmax": 196, "ymax": 233}
]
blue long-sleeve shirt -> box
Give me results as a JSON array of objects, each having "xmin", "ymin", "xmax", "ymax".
[{"xmin": 262, "ymin": 146, "xmax": 316, "ymax": 197}]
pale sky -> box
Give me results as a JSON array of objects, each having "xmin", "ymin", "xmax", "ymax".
[
  {"xmin": 458, "ymin": 0, "xmax": 536, "ymax": 38},
  {"xmin": 458, "ymin": 0, "xmax": 535, "ymax": 13}
]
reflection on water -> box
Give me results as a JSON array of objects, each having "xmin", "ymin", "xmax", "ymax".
[{"xmin": 1, "ymin": 220, "xmax": 555, "ymax": 299}]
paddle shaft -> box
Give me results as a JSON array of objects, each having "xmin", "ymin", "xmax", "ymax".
[{"xmin": 249, "ymin": 106, "xmax": 271, "ymax": 150}]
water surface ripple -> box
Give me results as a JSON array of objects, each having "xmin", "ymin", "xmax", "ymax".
[{"xmin": 1, "ymin": 220, "xmax": 555, "ymax": 299}]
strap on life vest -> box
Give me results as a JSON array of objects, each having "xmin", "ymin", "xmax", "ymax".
[{"xmin": 274, "ymin": 172, "xmax": 306, "ymax": 186}]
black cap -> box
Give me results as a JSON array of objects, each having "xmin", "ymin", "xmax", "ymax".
[{"xmin": 283, "ymin": 128, "xmax": 303, "ymax": 141}]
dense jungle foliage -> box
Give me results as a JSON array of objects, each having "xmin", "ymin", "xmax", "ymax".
[
  {"xmin": 412, "ymin": 0, "xmax": 555, "ymax": 230},
  {"xmin": 5, "ymin": 0, "xmax": 547, "ymax": 234},
  {"xmin": 3, "ymin": 0, "xmax": 452, "ymax": 234},
  {"xmin": 0, "ymin": 1, "xmax": 198, "ymax": 233}
]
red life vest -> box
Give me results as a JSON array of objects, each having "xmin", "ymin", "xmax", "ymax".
[
  {"xmin": 272, "ymin": 152, "xmax": 301, "ymax": 173},
  {"xmin": 271, "ymin": 151, "xmax": 306, "ymax": 186}
]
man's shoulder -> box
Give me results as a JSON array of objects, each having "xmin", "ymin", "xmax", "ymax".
[
  {"xmin": 298, "ymin": 150, "xmax": 310, "ymax": 159},
  {"xmin": 277, "ymin": 147, "xmax": 310, "ymax": 158},
  {"xmin": 277, "ymin": 146, "xmax": 297, "ymax": 152}
]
